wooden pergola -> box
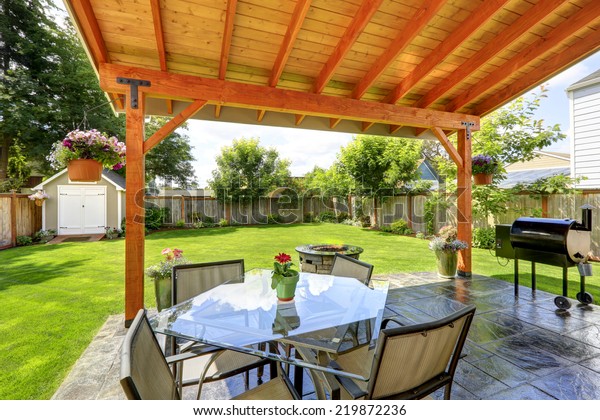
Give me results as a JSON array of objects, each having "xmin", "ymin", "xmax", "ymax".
[{"xmin": 63, "ymin": 0, "xmax": 600, "ymax": 325}]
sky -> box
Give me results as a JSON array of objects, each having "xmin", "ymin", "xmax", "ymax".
[{"xmin": 182, "ymin": 50, "xmax": 600, "ymax": 187}]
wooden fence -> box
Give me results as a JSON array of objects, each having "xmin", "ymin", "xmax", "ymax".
[
  {"xmin": 144, "ymin": 195, "xmax": 346, "ymax": 225},
  {"xmin": 0, "ymin": 191, "xmax": 43, "ymax": 249}
]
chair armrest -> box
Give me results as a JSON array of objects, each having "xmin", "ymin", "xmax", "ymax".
[
  {"xmin": 165, "ymin": 345, "xmax": 223, "ymax": 364},
  {"xmin": 329, "ymin": 360, "xmax": 368, "ymax": 400},
  {"xmin": 381, "ymin": 317, "xmax": 405, "ymax": 329},
  {"xmin": 292, "ymin": 347, "xmax": 341, "ymax": 400}
]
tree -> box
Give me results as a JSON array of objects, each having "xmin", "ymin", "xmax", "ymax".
[
  {"xmin": 144, "ymin": 117, "xmax": 197, "ymax": 188},
  {"xmin": 337, "ymin": 135, "xmax": 423, "ymax": 225},
  {"xmin": 0, "ymin": 0, "xmax": 124, "ymax": 178},
  {"xmin": 303, "ymin": 164, "xmax": 353, "ymax": 198},
  {"xmin": 209, "ymin": 137, "xmax": 291, "ymax": 203}
]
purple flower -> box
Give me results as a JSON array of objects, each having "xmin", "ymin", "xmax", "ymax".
[
  {"xmin": 62, "ymin": 139, "xmax": 72, "ymax": 149},
  {"xmin": 112, "ymin": 163, "xmax": 123, "ymax": 170}
]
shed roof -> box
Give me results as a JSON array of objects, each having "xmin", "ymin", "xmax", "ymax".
[
  {"xmin": 32, "ymin": 168, "xmax": 126, "ymax": 191},
  {"xmin": 63, "ymin": 0, "xmax": 600, "ymax": 138}
]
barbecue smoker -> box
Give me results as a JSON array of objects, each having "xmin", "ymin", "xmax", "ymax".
[{"xmin": 495, "ymin": 205, "xmax": 595, "ymax": 309}]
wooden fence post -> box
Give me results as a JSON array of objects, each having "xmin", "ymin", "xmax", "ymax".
[{"xmin": 10, "ymin": 190, "xmax": 17, "ymax": 247}]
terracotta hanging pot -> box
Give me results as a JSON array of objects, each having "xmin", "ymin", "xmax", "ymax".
[
  {"xmin": 67, "ymin": 159, "xmax": 103, "ymax": 182},
  {"xmin": 34, "ymin": 199, "xmax": 44, "ymax": 207},
  {"xmin": 473, "ymin": 173, "xmax": 493, "ymax": 185}
]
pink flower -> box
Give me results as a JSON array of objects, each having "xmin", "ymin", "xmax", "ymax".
[{"xmin": 172, "ymin": 248, "xmax": 184, "ymax": 259}]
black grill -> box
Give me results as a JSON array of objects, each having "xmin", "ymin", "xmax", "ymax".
[{"xmin": 495, "ymin": 205, "xmax": 595, "ymax": 309}]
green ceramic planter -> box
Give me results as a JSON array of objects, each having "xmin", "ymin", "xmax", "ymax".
[
  {"xmin": 435, "ymin": 250, "xmax": 458, "ymax": 279},
  {"xmin": 153, "ymin": 275, "xmax": 172, "ymax": 311},
  {"xmin": 274, "ymin": 273, "xmax": 300, "ymax": 301}
]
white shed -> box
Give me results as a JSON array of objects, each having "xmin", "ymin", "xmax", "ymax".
[
  {"xmin": 567, "ymin": 69, "xmax": 600, "ymax": 189},
  {"xmin": 31, "ymin": 169, "xmax": 126, "ymax": 235}
]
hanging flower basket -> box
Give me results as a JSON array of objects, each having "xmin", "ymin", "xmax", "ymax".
[
  {"xmin": 47, "ymin": 129, "xmax": 126, "ymax": 181},
  {"xmin": 28, "ymin": 190, "xmax": 49, "ymax": 206},
  {"xmin": 67, "ymin": 159, "xmax": 103, "ymax": 182},
  {"xmin": 471, "ymin": 154, "xmax": 497, "ymax": 186},
  {"xmin": 473, "ymin": 173, "xmax": 493, "ymax": 185}
]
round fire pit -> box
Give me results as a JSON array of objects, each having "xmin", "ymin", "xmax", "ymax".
[{"xmin": 295, "ymin": 244, "xmax": 364, "ymax": 274}]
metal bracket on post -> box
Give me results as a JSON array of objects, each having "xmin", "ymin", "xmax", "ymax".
[
  {"xmin": 116, "ymin": 77, "xmax": 151, "ymax": 109},
  {"xmin": 461, "ymin": 121, "xmax": 475, "ymax": 141}
]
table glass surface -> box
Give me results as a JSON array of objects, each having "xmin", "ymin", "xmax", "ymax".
[{"xmin": 150, "ymin": 269, "xmax": 389, "ymax": 380}]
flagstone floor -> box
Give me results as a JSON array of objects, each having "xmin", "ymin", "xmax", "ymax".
[{"xmin": 52, "ymin": 272, "xmax": 600, "ymax": 400}]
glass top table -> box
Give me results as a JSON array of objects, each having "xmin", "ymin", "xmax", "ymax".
[{"xmin": 150, "ymin": 269, "xmax": 389, "ymax": 380}]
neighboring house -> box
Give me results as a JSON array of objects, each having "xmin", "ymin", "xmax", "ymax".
[
  {"xmin": 567, "ymin": 69, "xmax": 600, "ymax": 189},
  {"xmin": 31, "ymin": 169, "xmax": 125, "ymax": 235},
  {"xmin": 500, "ymin": 150, "xmax": 570, "ymax": 188},
  {"xmin": 416, "ymin": 159, "xmax": 440, "ymax": 190}
]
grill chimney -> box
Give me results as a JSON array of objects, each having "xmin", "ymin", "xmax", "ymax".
[{"xmin": 578, "ymin": 204, "xmax": 594, "ymax": 231}]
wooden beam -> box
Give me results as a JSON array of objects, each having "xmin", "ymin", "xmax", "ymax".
[
  {"xmin": 446, "ymin": 1, "xmax": 600, "ymax": 112},
  {"xmin": 295, "ymin": 114, "xmax": 306, "ymax": 126},
  {"xmin": 99, "ymin": 63, "xmax": 479, "ymax": 131},
  {"xmin": 269, "ymin": 0, "xmax": 312, "ymax": 87},
  {"xmin": 414, "ymin": 0, "xmax": 567, "ymax": 109},
  {"xmin": 330, "ymin": 118, "xmax": 342, "ymax": 129},
  {"xmin": 124, "ymin": 93, "xmax": 146, "ymax": 326},
  {"xmin": 144, "ymin": 99, "xmax": 207, "ymax": 154},
  {"xmin": 389, "ymin": 124, "xmax": 402, "ymax": 134},
  {"xmin": 219, "ymin": 0, "xmax": 238, "ymax": 80},
  {"xmin": 69, "ymin": 0, "xmax": 109, "ymax": 67},
  {"xmin": 431, "ymin": 126, "xmax": 462, "ymax": 167},
  {"xmin": 473, "ymin": 28, "xmax": 600, "ymax": 116},
  {"xmin": 257, "ymin": 109, "xmax": 266, "ymax": 122},
  {"xmin": 166, "ymin": 99, "xmax": 173, "ymax": 115},
  {"xmin": 150, "ymin": 0, "xmax": 167, "ymax": 71},
  {"xmin": 456, "ymin": 128, "xmax": 472, "ymax": 277},
  {"xmin": 414, "ymin": 127, "xmax": 428, "ymax": 137},
  {"xmin": 313, "ymin": 0, "xmax": 383, "ymax": 94},
  {"xmin": 362, "ymin": 121, "xmax": 375, "ymax": 132},
  {"xmin": 352, "ymin": 0, "xmax": 445, "ymax": 99},
  {"xmin": 384, "ymin": 0, "xmax": 509, "ymax": 104},
  {"xmin": 215, "ymin": 104, "xmax": 222, "ymax": 118}
]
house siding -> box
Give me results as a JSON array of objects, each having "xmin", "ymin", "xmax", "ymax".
[{"xmin": 571, "ymin": 83, "xmax": 600, "ymax": 188}]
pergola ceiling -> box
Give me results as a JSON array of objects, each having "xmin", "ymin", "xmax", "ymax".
[{"xmin": 64, "ymin": 0, "xmax": 600, "ymax": 139}]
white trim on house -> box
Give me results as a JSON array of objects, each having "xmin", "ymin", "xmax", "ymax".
[
  {"xmin": 32, "ymin": 168, "xmax": 125, "ymax": 191},
  {"xmin": 117, "ymin": 190, "xmax": 122, "ymax": 227}
]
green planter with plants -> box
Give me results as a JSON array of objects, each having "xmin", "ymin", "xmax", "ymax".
[
  {"xmin": 271, "ymin": 252, "xmax": 299, "ymax": 301},
  {"xmin": 145, "ymin": 247, "xmax": 188, "ymax": 311},
  {"xmin": 429, "ymin": 226, "xmax": 468, "ymax": 278}
]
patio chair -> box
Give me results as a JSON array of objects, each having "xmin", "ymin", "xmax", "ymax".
[
  {"xmin": 330, "ymin": 253, "xmax": 373, "ymax": 285},
  {"xmin": 120, "ymin": 309, "xmax": 300, "ymax": 400},
  {"xmin": 305, "ymin": 305, "xmax": 476, "ymax": 400},
  {"xmin": 170, "ymin": 260, "xmax": 270, "ymax": 398}
]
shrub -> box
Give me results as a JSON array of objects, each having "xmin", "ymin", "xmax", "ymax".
[
  {"xmin": 317, "ymin": 211, "xmax": 337, "ymax": 223},
  {"xmin": 218, "ymin": 218, "xmax": 229, "ymax": 227},
  {"xmin": 33, "ymin": 229, "xmax": 56, "ymax": 243},
  {"xmin": 192, "ymin": 221, "xmax": 204, "ymax": 229},
  {"xmin": 175, "ymin": 219, "xmax": 186, "ymax": 228},
  {"xmin": 336, "ymin": 212, "xmax": 350, "ymax": 223},
  {"xmin": 472, "ymin": 227, "xmax": 496, "ymax": 249},
  {"xmin": 267, "ymin": 214, "xmax": 282, "ymax": 224},
  {"xmin": 415, "ymin": 231, "xmax": 426, "ymax": 240},
  {"xmin": 104, "ymin": 227, "xmax": 122, "ymax": 239},
  {"xmin": 303, "ymin": 212, "xmax": 315, "ymax": 223},
  {"xmin": 17, "ymin": 236, "xmax": 32, "ymax": 246},
  {"xmin": 390, "ymin": 219, "xmax": 413, "ymax": 235},
  {"xmin": 145, "ymin": 207, "xmax": 169, "ymax": 230}
]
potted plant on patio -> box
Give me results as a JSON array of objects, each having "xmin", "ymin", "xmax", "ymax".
[
  {"xmin": 271, "ymin": 252, "xmax": 300, "ymax": 301},
  {"xmin": 429, "ymin": 225, "xmax": 468, "ymax": 278},
  {"xmin": 28, "ymin": 190, "xmax": 49, "ymax": 206},
  {"xmin": 47, "ymin": 129, "xmax": 126, "ymax": 182},
  {"xmin": 146, "ymin": 248, "xmax": 188, "ymax": 311},
  {"xmin": 471, "ymin": 154, "xmax": 497, "ymax": 185}
]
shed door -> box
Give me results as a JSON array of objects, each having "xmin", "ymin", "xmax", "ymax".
[{"xmin": 58, "ymin": 186, "xmax": 106, "ymax": 235}]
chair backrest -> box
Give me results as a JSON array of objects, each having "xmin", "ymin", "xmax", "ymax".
[
  {"xmin": 120, "ymin": 309, "xmax": 180, "ymax": 400},
  {"xmin": 367, "ymin": 305, "xmax": 476, "ymax": 400},
  {"xmin": 172, "ymin": 259, "xmax": 244, "ymax": 305},
  {"xmin": 330, "ymin": 253, "xmax": 373, "ymax": 284}
]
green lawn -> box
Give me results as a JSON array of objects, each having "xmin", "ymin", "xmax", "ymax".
[{"xmin": 1, "ymin": 222, "xmax": 598, "ymax": 400}]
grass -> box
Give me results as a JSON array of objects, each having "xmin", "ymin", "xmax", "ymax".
[{"xmin": 1, "ymin": 222, "xmax": 599, "ymax": 400}]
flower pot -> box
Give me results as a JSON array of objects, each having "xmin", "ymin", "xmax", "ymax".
[
  {"xmin": 435, "ymin": 250, "xmax": 458, "ymax": 278},
  {"xmin": 153, "ymin": 275, "xmax": 172, "ymax": 311},
  {"xmin": 473, "ymin": 173, "xmax": 493, "ymax": 185},
  {"xmin": 274, "ymin": 273, "xmax": 300, "ymax": 301},
  {"xmin": 67, "ymin": 159, "xmax": 103, "ymax": 182},
  {"xmin": 34, "ymin": 199, "xmax": 44, "ymax": 207}
]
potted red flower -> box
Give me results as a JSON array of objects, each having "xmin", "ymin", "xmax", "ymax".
[{"xmin": 271, "ymin": 252, "xmax": 300, "ymax": 301}]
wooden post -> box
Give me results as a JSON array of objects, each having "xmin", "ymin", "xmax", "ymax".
[
  {"xmin": 541, "ymin": 195, "xmax": 548, "ymax": 218},
  {"xmin": 456, "ymin": 128, "xmax": 472, "ymax": 277},
  {"xmin": 407, "ymin": 194, "xmax": 413, "ymax": 230},
  {"xmin": 10, "ymin": 190, "xmax": 17, "ymax": 247},
  {"xmin": 124, "ymin": 93, "xmax": 146, "ymax": 327},
  {"xmin": 180, "ymin": 196, "xmax": 185, "ymax": 223}
]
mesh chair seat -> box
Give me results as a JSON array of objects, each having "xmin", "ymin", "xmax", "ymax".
[{"xmin": 330, "ymin": 253, "xmax": 374, "ymax": 285}]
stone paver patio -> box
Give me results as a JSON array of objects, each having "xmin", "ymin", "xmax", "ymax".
[{"xmin": 52, "ymin": 272, "xmax": 600, "ymax": 400}]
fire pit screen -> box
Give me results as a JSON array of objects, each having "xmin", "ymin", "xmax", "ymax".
[{"xmin": 295, "ymin": 244, "xmax": 364, "ymax": 274}]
